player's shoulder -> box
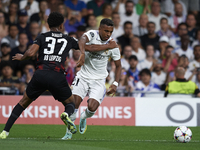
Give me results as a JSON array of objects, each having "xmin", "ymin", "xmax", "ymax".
[{"xmin": 85, "ymin": 30, "xmax": 98, "ymax": 37}]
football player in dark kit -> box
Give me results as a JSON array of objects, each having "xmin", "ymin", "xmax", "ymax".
[{"xmin": 0, "ymin": 12, "xmax": 118, "ymax": 139}]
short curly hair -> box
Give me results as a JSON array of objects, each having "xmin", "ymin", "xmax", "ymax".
[{"xmin": 47, "ymin": 12, "xmax": 64, "ymax": 28}]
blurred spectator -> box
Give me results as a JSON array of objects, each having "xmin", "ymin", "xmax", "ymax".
[
  {"xmin": 160, "ymin": 0, "xmax": 187, "ymax": 17},
  {"xmin": 57, "ymin": 3, "xmax": 68, "ymax": 20},
  {"xmin": 140, "ymin": 22, "xmax": 159, "ymax": 50},
  {"xmin": 5, "ymin": 2, "xmax": 19, "ymax": 25},
  {"xmin": 20, "ymin": 62, "xmax": 35, "ymax": 84},
  {"xmin": 181, "ymin": 0, "xmax": 199, "ymax": 16},
  {"xmin": 138, "ymin": 44, "xmax": 155, "ymax": 71},
  {"xmin": 0, "ymin": 11, "xmax": 8, "ymax": 41},
  {"xmin": 169, "ymin": 2, "xmax": 186, "ymax": 32},
  {"xmin": 86, "ymin": 14, "xmax": 98, "ymax": 31},
  {"xmin": 10, "ymin": 32, "xmax": 29, "ymax": 74},
  {"xmin": 169, "ymin": 23, "xmax": 188, "ymax": 48},
  {"xmin": 195, "ymin": 68, "xmax": 200, "ymax": 89},
  {"xmin": 147, "ymin": 0, "xmax": 168, "ymax": 32},
  {"xmin": 76, "ymin": 25, "xmax": 86, "ymax": 39},
  {"xmin": 120, "ymin": 0, "xmax": 139, "ymax": 28},
  {"xmin": 130, "ymin": 37, "xmax": 146, "ymax": 62},
  {"xmin": 113, "ymin": 0, "xmax": 128, "ymax": 15},
  {"xmin": 0, "ymin": 0, "xmax": 10, "ymax": 13},
  {"xmin": 177, "ymin": 55, "xmax": 193, "ymax": 80},
  {"xmin": 157, "ymin": 18, "xmax": 174, "ymax": 39},
  {"xmin": 133, "ymin": 14, "xmax": 148, "ymax": 37},
  {"xmin": 186, "ymin": 13, "xmax": 197, "ymax": 42},
  {"xmin": 64, "ymin": 56, "xmax": 74, "ymax": 85},
  {"xmin": 156, "ymin": 35, "xmax": 169, "ymax": 60},
  {"xmin": 96, "ymin": 3, "xmax": 112, "ymax": 27},
  {"xmin": 0, "ymin": 43, "xmax": 11, "ymax": 62},
  {"xmin": 135, "ymin": 0, "xmax": 152, "ymax": 15},
  {"xmin": 116, "ymin": 68, "xmax": 134, "ymax": 96},
  {"xmin": 0, "ymin": 62, "xmax": 20, "ymax": 89},
  {"xmin": 151, "ymin": 61, "xmax": 166, "ymax": 89},
  {"xmin": 69, "ymin": 50, "xmax": 81, "ymax": 69},
  {"xmin": 111, "ymin": 13, "xmax": 124, "ymax": 41},
  {"xmin": 64, "ymin": 0, "xmax": 87, "ymax": 23},
  {"xmin": 127, "ymin": 55, "xmax": 140, "ymax": 85},
  {"xmin": 174, "ymin": 34, "xmax": 194, "ymax": 62},
  {"xmin": 189, "ymin": 45, "xmax": 200, "ymax": 71},
  {"xmin": 135, "ymin": 68, "xmax": 160, "ymax": 97},
  {"xmin": 117, "ymin": 21, "xmax": 134, "ymax": 52},
  {"xmin": 64, "ymin": 10, "xmax": 83, "ymax": 33},
  {"xmin": 47, "ymin": 0, "xmax": 63, "ymax": 12},
  {"xmin": 18, "ymin": 82, "xmax": 26, "ymax": 95},
  {"xmin": 17, "ymin": 9, "xmax": 30, "ymax": 36},
  {"xmin": 29, "ymin": 21, "xmax": 40, "ymax": 44},
  {"xmin": 87, "ymin": 0, "xmax": 106, "ymax": 17},
  {"xmin": 19, "ymin": 0, "xmax": 39, "ymax": 17},
  {"xmin": 192, "ymin": 29, "xmax": 200, "ymax": 48},
  {"xmin": 164, "ymin": 67, "xmax": 200, "ymax": 97},
  {"xmin": 162, "ymin": 45, "xmax": 178, "ymax": 73},
  {"xmin": 121, "ymin": 45, "xmax": 132, "ymax": 70},
  {"xmin": 1, "ymin": 24, "xmax": 19, "ymax": 49},
  {"xmin": 30, "ymin": 0, "xmax": 50, "ymax": 33}
]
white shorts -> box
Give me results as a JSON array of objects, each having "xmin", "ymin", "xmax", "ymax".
[{"xmin": 71, "ymin": 76, "xmax": 106, "ymax": 104}]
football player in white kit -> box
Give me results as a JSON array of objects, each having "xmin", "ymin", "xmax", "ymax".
[{"xmin": 62, "ymin": 18, "xmax": 121, "ymax": 140}]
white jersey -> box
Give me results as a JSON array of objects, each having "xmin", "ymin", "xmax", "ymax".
[{"xmin": 77, "ymin": 30, "xmax": 121, "ymax": 80}]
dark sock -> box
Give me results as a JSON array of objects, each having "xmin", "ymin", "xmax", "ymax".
[
  {"xmin": 65, "ymin": 102, "xmax": 75, "ymax": 117},
  {"xmin": 4, "ymin": 103, "xmax": 25, "ymax": 132}
]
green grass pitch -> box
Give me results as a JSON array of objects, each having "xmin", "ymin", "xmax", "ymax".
[{"xmin": 0, "ymin": 124, "xmax": 199, "ymax": 150}]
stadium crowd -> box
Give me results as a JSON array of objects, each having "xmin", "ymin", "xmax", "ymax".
[{"xmin": 0, "ymin": 0, "xmax": 200, "ymax": 97}]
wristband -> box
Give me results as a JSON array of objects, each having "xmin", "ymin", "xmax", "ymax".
[{"xmin": 112, "ymin": 81, "xmax": 118, "ymax": 87}]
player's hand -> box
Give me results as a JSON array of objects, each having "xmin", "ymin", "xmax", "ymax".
[
  {"xmin": 76, "ymin": 53, "xmax": 85, "ymax": 67},
  {"xmin": 106, "ymin": 84, "xmax": 117, "ymax": 96},
  {"xmin": 108, "ymin": 39, "xmax": 118, "ymax": 49},
  {"xmin": 12, "ymin": 53, "xmax": 23, "ymax": 61}
]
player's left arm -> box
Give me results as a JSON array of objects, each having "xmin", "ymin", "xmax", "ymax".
[
  {"xmin": 12, "ymin": 44, "xmax": 39, "ymax": 61},
  {"xmin": 107, "ymin": 59, "xmax": 121, "ymax": 96}
]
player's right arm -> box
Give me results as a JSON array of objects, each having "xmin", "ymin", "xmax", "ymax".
[
  {"xmin": 85, "ymin": 40, "xmax": 118, "ymax": 52},
  {"xmin": 12, "ymin": 44, "xmax": 39, "ymax": 61}
]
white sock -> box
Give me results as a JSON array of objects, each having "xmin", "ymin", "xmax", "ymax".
[
  {"xmin": 3, "ymin": 130, "xmax": 9, "ymax": 136},
  {"xmin": 80, "ymin": 108, "xmax": 95, "ymax": 120}
]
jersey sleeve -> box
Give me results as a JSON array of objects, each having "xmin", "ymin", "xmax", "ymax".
[
  {"xmin": 70, "ymin": 37, "xmax": 79, "ymax": 50},
  {"xmin": 33, "ymin": 34, "xmax": 43, "ymax": 46},
  {"xmin": 83, "ymin": 30, "xmax": 96, "ymax": 42},
  {"xmin": 111, "ymin": 48, "xmax": 121, "ymax": 61}
]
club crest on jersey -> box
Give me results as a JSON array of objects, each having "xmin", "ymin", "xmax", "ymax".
[
  {"xmin": 90, "ymin": 32, "xmax": 94, "ymax": 37},
  {"xmin": 104, "ymin": 49, "xmax": 109, "ymax": 54}
]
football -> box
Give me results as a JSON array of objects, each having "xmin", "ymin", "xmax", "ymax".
[{"xmin": 174, "ymin": 126, "xmax": 192, "ymax": 143}]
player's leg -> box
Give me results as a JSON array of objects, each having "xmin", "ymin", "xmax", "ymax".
[
  {"xmin": 62, "ymin": 95, "xmax": 82, "ymax": 140},
  {"xmin": 0, "ymin": 70, "xmax": 46, "ymax": 139},
  {"xmin": 62, "ymin": 76, "xmax": 88, "ymax": 139},
  {"xmin": 79, "ymin": 79, "xmax": 106, "ymax": 134},
  {"xmin": 0, "ymin": 92, "xmax": 33, "ymax": 139}
]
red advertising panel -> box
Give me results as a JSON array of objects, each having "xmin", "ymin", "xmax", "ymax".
[{"xmin": 0, "ymin": 96, "xmax": 135, "ymax": 126}]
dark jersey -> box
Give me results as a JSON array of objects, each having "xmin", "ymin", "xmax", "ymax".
[{"xmin": 33, "ymin": 31, "xmax": 79, "ymax": 73}]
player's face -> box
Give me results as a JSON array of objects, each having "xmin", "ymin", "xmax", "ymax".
[{"xmin": 99, "ymin": 24, "xmax": 113, "ymax": 41}]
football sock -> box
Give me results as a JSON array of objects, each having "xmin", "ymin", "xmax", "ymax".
[
  {"xmin": 80, "ymin": 108, "xmax": 95, "ymax": 119},
  {"xmin": 64, "ymin": 102, "xmax": 75, "ymax": 117},
  {"xmin": 4, "ymin": 103, "xmax": 25, "ymax": 132},
  {"xmin": 66, "ymin": 109, "xmax": 78, "ymax": 133}
]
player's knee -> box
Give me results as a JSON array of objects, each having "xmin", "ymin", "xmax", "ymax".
[{"xmin": 87, "ymin": 105, "xmax": 97, "ymax": 112}]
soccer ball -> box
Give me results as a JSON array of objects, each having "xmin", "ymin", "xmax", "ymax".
[{"xmin": 174, "ymin": 126, "xmax": 192, "ymax": 143}]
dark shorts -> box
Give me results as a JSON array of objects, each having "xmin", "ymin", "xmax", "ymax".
[{"xmin": 26, "ymin": 70, "xmax": 72, "ymax": 102}]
